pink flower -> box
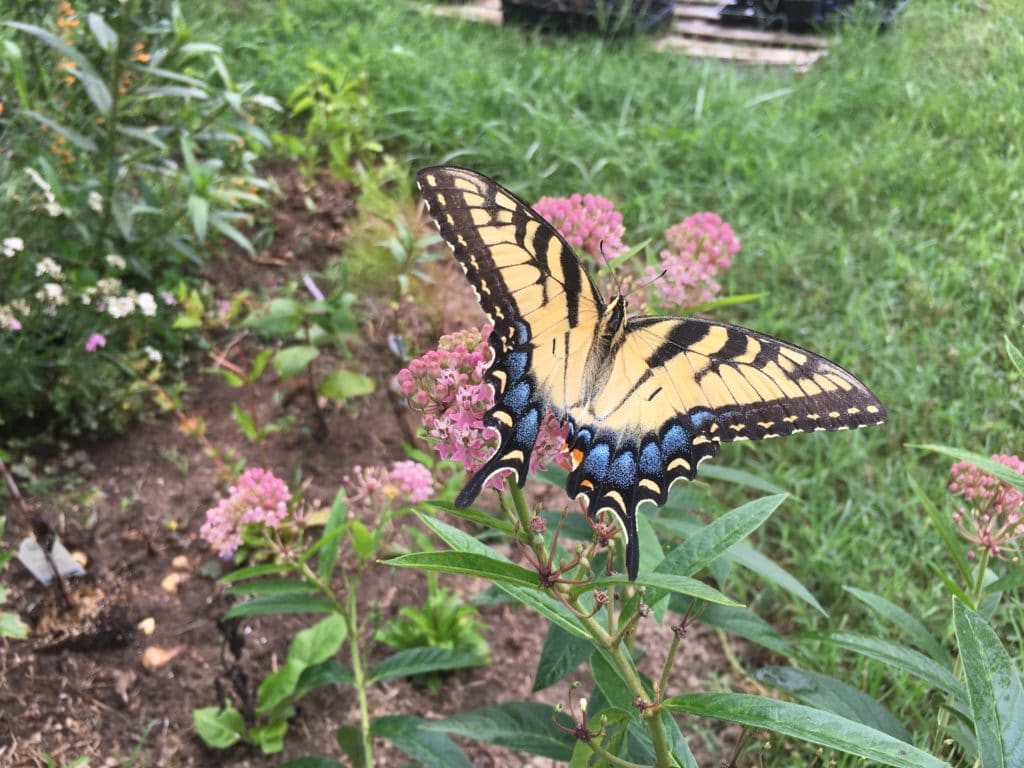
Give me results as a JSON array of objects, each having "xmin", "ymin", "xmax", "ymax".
[
  {"xmin": 389, "ymin": 460, "xmax": 435, "ymax": 503},
  {"xmin": 949, "ymin": 454, "xmax": 1024, "ymax": 560},
  {"xmin": 200, "ymin": 467, "xmax": 291, "ymax": 558},
  {"xmin": 398, "ymin": 326, "xmax": 568, "ymax": 494},
  {"xmin": 534, "ymin": 193, "xmax": 626, "ymax": 264},
  {"xmin": 343, "ymin": 460, "xmax": 436, "ymax": 512},
  {"xmin": 84, "ymin": 332, "xmax": 106, "ymax": 352},
  {"xmin": 644, "ymin": 212, "xmax": 740, "ymax": 310}
]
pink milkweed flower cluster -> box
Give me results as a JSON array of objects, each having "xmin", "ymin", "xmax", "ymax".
[
  {"xmin": 397, "ymin": 326, "xmax": 569, "ymax": 493},
  {"xmin": 948, "ymin": 454, "xmax": 1024, "ymax": 561},
  {"xmin": 534, "ymin": 193, "xmax": 627, "ymax": 264},
  {"xmin": 343, "ymin": 460, "xmax": 435, "ymax": 513},
  {"xmin": 645, "ymin": 212, "xmax": 740, "ymax": 310},
  {"xmin": 200, "ymin": 467, "xmax": 292, "ymax": 558}
]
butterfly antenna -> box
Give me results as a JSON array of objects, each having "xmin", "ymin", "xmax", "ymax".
[
  {"xmin": 600, "ymin": 240, "xmax": 625, "ymax": 298},
  {"xmin": 623, "ymin": 267, "xmax": 666, "ymax": 303}
]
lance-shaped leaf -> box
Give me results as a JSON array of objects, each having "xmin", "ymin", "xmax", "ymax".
[
  {"xmin": 372, "ymin": 715, "xmax": 471, "ymax": 768},
  {"xmin": 369, "ymin": 647, "xmax": 483, "ymax": 683},
  {"xmin": 665, "ymin": 693, "xmax": 948, "ymax": 768},
  {"xmin": 953, "ymin": 599, "xmax": 1024, "ymax": 768},
  {"xmin": 423, "ymin": 702, "xmax": 574, "ymax": 761},
  {"xmin": 382, "ymin": 551, "xmax": 539, "ymax": 588}
]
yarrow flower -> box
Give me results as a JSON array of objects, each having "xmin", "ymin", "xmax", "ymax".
[
  {"xmin": 2, "ymin": 237, "xmax": 24, "ymax": 258},
  {"xmin": 343, "ymin": 460, "xmax": 435, "ymax": 513},
  {"xmin": 397, "ymin": 326, "xmax": 568, "ymax": 493},
  {"xmin": 949, "ymin": 454, "xmax": 1024, "ymax": 561},
  {"xmin": 84, "ymin": 332, "xmax": 106, "ymax": 352},
  {"xmin": 0, "ymin": 305, "xmax": 22, "ymax": 331},
  {"xmin": 200, "ymin": 467, "xmax": 292, "ymax": 558},
  {"xmin": 534, "ymin": 193, "xmax": 626, "ymax": 264},
  {"xmin": 644, "ymin": 212, "xmax": 740, "ymax": 310}
]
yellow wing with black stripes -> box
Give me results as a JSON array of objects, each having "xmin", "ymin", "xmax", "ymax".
[{"xmin": 417, "ymin": 165, "xmax": 887, "ymax": 579}]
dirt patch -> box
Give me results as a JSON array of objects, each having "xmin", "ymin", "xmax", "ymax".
[{"xmin": 1, "ymin": 165, "xmax": 742, "ymax": 767}]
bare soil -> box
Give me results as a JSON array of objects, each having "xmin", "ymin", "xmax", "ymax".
[{"xmin": 0, "ymin": 166, "xmax": 746, "ymax": 767}]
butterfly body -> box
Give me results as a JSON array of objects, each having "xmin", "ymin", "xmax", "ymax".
[{"xmin": 417, "ymin": 166, "xmax": 886, "ymax": 579}]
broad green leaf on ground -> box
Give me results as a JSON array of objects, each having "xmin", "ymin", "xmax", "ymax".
[
  {"xmin": 193, "ymin": 705, "xmax": 246, "ymax": 748},
  {"xmin": 319, "ymin": 367, "xmax": 374, "ymax": 400},
  {"xmin": 812, "ymin": 632, "xmax": 966, "ymax": 700},
  {"xmin": 372, "ymin": 715, "xmax": 471, "ymax": 768},
  {"xmin": 844, "ymin": 586, "xmax": 948, "ymax": 665},
  {"xmin": 369, "ymin": 647, "xmax": 483, "ymax": 683},
  {"xmin": 665, "ymin": 693, "xmax": 948, "ymax": 768},
  {"xmin": 423, "ymin": 701, "xmax": 574, "ymax": 761},
  {"xmin": 953, "ymin": 599, "xmax": 1024, "ymax": 768},
  {"xmin": 417, "ymin": 514, "xmax": 588, "ymax": 638},
  {"xmin": 755, "ymin": 666, "xmax": 912, "ymax": 742},
  {"xmin": 533, "ymin": 623, "xmax": 592, "ymax": 692},
  {"xmin": 294, "ymin": 659, "xmax": 354, "ymax": 699},
  {"xmin": 272, "ymin": 345, "xmax": 319, "ymax": 379}
]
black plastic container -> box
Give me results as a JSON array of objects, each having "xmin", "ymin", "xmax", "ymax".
[{"xmin": 501, "ymin": 0, "xmax": 676, "ymax": 36}]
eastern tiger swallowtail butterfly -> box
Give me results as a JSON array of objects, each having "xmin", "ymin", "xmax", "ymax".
[{"xmin": 417, "ymin": 166, "xmax": 886, "ymax": 579}]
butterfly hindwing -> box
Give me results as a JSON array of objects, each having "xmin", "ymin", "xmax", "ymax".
[{"xmin": 417, "ymin": 165, "xmax": 887, "ymax": 580}]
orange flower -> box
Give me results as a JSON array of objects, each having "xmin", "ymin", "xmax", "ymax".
[{"xmin": 133, "ymin": 42, "xmax": 150, "ymax": 64}]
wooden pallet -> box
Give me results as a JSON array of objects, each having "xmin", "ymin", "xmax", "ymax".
[{"xmin": 424, "ymin": 0, "xmax": 830, "ymax": 70}]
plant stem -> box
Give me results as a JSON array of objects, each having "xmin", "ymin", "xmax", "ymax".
[{"xmin": 345, "ymin": 576, "xmax": 374, "ymax": 768}]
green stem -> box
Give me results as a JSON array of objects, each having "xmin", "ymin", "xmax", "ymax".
[{"xmin": 345, "ymin": 576, "xmax": 374, "ymax": 768}]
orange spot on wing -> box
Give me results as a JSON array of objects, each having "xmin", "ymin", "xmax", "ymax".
[
  {"xmin": 571, "ymin": 448, "xmax": 584, "ymax": 469},
  {"xmin": 581, "ymin": 479, "xmax": 594, "ymax": 490}
]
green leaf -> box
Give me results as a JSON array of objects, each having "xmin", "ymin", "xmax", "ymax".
[
  {"xmin": 116, "ymin": 124, "xmax": 167, "ymax": 150},
  {"xmin": 953, "ymin": 599, "xmax": 1024, "ymax": 768},
  {"xmin": 533, "ymin": 623, "xmax": 592, "ymax": 692},
  {"xmin": 350, "ymin": 519, "xmax": 375, "ymax": 560},
  {"xmin": 336, "ymin": 724, "xmax": 366, "ymax": 768},
  {"xmin": 86, "ymin": 13, "xmax": 118, "ymax": 52},
  {"xmin": 424, "ymin": 702, "xmax": 574, "ymax": 761},
  {"xmin": 250, "ymin": 719, "xmax": 288, "ymax": 753},
  {"xmin": 672, "ymin": 599, "xmax": 794, "ymax": 657},
  {"xmin": 318, "ymin": 490, "xmax": 348, "ymax": 581},
  {"xmin": 318, "ymin": 367, "xmax": 375, "ymax": 401},
  {"xmin": 665, "ymin": 693, "xmax": 948, "ymax": 768},
  {"xmin": 0, "ymin": 611, "xmax": 29, "ymax": 639},
  {"xmin": 814, "ymin": 631, "xmax": 966, "ymax": 700},
  {"xmin": 572, "ymin": 572, "xmax": 741, "ymax": 607},
  {"xmin": 912, "ymin": 445, "xmax": 1024, "ymax": 493},
  {"xmin": 382, "ymin": 551, "xmax": 540, "ymax": 589},
  {"xmin": 280, "ymin": 758, "xmax": 348, "ymax": 768},
  {"xmin": 211, "ymin": 216, "xmax": 255, "ymax": 255},
  {"xmin": 369, "ymin": 647, "xmax": 482, "ymax": 683},
  {"xmin": 257, "ymin": 659, "xmax": 304, "ymax": 714},
  {"xmin": 224, "ymin": 578, "xmax": 317, "ymax": 597},
  {"xmin": 193, "ymin": 705, "xmax": 246, "ymax": 748},
  {"xmin": 272, "ymin": 345, "xmax": 319, "ymax": 380},
  {"xmin": 698, "ymin": 464, "xmax": 789, "ymax": 495},
  {"xmin": 649, "ymin": 494, "xmax": 786, "ymax": 605},
  {"xmin": 987, "ymin": 569, "xmax": 1024, "ymax": 594},
  {"xmin": 373, "ymin": 715, "xmax": 472, "ymax": 768},
  {"xmin": 844, "ymin": 586, "xmax": 948, "ymax": 665},
  {"xmin": 187, "ymin": 194, "xmax": 209, "ymax": 242},
  {"xmin": 290, "ymin": 614, "xmax": 348, "ymax": 666},
  {"xmin": 590, "ymin": 650, "xmax": 637, "ymax": 713},
  {"xmin": 219, "ymin": 562, "xmax": 293, "ymax": 583},
  {"xmin": 755, "ymin": 666, "xmax": 912, "ymax": 743},
  {"xmin": 418, "ymin": 514, "xmax": 588, "ymax": 638},
  {"xmin": 909, "ymin": 473, "xmax": 974, "ymax": 586},
  {"xmin": 426, "ymin": 500, "xmax": 516, "ymax": 535},
  {"xmin": 224, "ymin": 594, "xmax": 335, "ymax": 618},
  {"xmin": 1006, "ymin": 335, "xmax": 1024, "ymax": 378},
  {"xmin": 5, "ymin": 23, "xmax": 109, "ymax": 113},
  {"xmin": 294, "ymin": 659, "xmax": 354, "ymax": 699},
  {"xmin": 17, "ymin": 109, "xmax": 98, "ymax": 152},
  {"xmin": 231, "ymin": 402, "xmax": 258, "ymax": 440}
]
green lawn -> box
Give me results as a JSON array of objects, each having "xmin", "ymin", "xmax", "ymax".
[{"xmin": 204, "ymin": 0, "xmax": 1024, "ymax": 754}]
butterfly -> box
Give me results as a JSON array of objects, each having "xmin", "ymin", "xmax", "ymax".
[{"xmin": 417, "ymin": 166, "xmax": 886, "ymax": 579}]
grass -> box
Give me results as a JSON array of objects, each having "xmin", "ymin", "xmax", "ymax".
[{"xmin": 202, "ymin": 0, "xmax": 1023, "ymax": 758}]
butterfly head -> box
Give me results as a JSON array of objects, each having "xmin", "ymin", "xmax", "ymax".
[{"xmin": 598, "ymin": 295, "xmax": 628, "ymax": 351}]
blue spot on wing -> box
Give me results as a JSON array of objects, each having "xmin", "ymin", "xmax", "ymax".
[
  {"xmin": 503, "ymin": 381, "xmax": 532, "ymax": 414},
  {"xmin": 515, "ymin": 408, "xmax": 540, "ymax": 443},
  {"xmin": 639, "ymin": 442, "xmax": 661, "ymax": 475},
  {"xmin": 690, "ymin": 410, "xmax": 714, "ymax": 430},
  {"xmin": 608, "ymin": 452, "xmax": 637, "ymax": 487},
  {"xmin": 505, "ymin": 352, "xmax": 528, "ymax": 381},
  {"xmin": 581, "ymin": 443, "xmax": 610, "ymax": 482},
  {"xmin": 662, "ymin": 424, "xmax": 690, "ymax": 455}
]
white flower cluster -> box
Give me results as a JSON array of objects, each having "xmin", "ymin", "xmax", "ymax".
[
  {"xmin": 2, "ymin": 237, "xmax": 24, "ymax": 258},
  {"xmin": 25, "ymin": 168, "xmax": 64, "ymax": 217}
]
